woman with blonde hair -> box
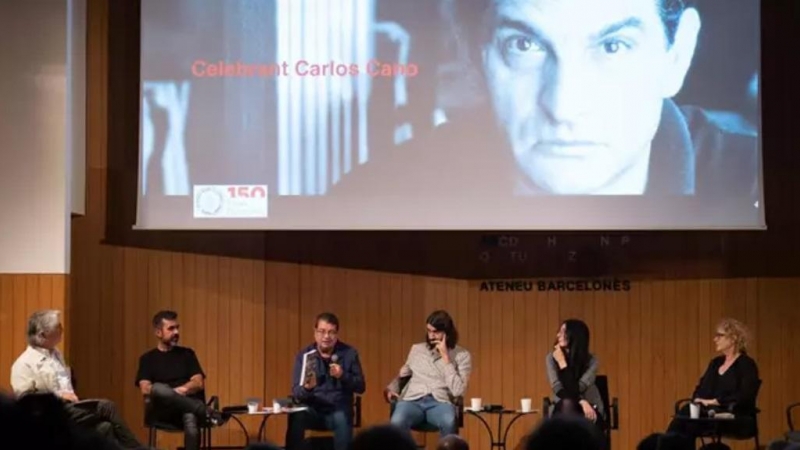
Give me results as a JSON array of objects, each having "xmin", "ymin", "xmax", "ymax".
[{"xmin": 667, "ymin": 318, "xmax": 760, "ymax": 448}]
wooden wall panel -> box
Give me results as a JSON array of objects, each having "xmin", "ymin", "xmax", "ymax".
[
  {"xmin": 67, "ymin": 252, "xmax": 800, "ymax": 450},
  {"xmin": 0, "ymin": 274, "xmax": 68, "ymax": 395}
]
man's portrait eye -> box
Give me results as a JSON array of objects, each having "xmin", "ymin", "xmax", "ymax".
[
  {"xmin": 504, "ymin": 35, "xmax": 542, "ymax": 54},
  {"xmin": 600, "ymin": 38, "xmax": 632, "ymax": 55}
]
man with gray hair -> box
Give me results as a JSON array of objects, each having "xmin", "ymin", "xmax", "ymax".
[{"xmin": 10, "ymin": 309, "xmax": 148, "ymax": 449}]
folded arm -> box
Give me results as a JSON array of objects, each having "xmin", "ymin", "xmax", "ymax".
[
  {"xmin": 579, "ymin": 356, "xmax": 598, "ymax": 393},
  {"xmin": 444, "ymin": 350, "xmax": 471, "ymax": 398},
  {"xmin": 546, "ymin": 354, "xmax": 565, "ymax": 399},
  {"xmin": 178, "ymin": 374, "xmax": 204, "ymax": 395}
]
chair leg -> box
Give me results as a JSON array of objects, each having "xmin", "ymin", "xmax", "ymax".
[
  {"xmin": 148, "ymin": 428, "xmax": 156, "ymax": 447},
  {"xmin": 201, "ymin": 427, "xmax": 209, "ymax": 450}
]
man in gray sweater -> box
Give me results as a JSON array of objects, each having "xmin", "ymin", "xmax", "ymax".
[{"xmin": 386, "ymin": 311, "xmax": 472, "ymax": 437}]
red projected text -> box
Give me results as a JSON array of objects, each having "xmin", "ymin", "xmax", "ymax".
[{"xmin": 190, "ymin": 59, "xmax": 419, "ymax": 78}]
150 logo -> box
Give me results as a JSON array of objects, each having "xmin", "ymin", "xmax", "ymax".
[{"xmin": 193, "ymin": 185, "xmax": 269, "ymax": 219}]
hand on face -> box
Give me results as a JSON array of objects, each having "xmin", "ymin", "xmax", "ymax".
[
  {"xmin": 553, "ymin": 344, "xmax": 567, "ymax": 367},
  {"xmin": 434, "ymin": 334, "xmax": 450, "ymax": 359}
]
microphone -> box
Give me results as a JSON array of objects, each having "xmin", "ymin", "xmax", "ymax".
[{"xmin": 330, "ymin": 354, "xmax": 341, "ymax": 380}]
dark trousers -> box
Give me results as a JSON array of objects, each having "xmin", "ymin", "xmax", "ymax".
[
  {"xmin": 667, "ymin": 404, "xmax": 756, "ymax": 450},
  {"xmin": 64, "ymin": 399, "xmax": 143, "ymax": 449},
  {"xmin": 552, "ymin": 399, "xmax": 607, "ymax": 448},
  {"xmin": 285, "ymin": 407, "xmax": 352, "ymax": 450},
  {"xmin": 150, "ymin": 383, "xmax": 208, "ymax": 450}
]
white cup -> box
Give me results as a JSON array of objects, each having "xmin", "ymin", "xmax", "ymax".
[
  {"xmin": 520, "ymin": 398, "xmax": 532, "ymax": 413},
  {"xmin": 247, "ymin": 400, "xmax": 259, "ymax": 414},
  {"xmin": 471, "ymin": 398, "xmax": 482, "ymax": 411},
  {"xmin": 273, "ymin": 400, "xmax": 282, "ymax": 413},
  {"xmin": 689, "ymin": 402, "xmax": 700, "ymax": 419}
]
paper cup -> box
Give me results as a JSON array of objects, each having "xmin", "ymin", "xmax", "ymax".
[
  {"xmin": 471, "ymin": 398, "xmax": 482, "ymax": 411},
  {"xmin": 689, "ymin": 403, "xmax": 700, "ymax": 419},
  {"xmin": 521, "ymin": 398, "xmax": 532, "ymax": 413}
]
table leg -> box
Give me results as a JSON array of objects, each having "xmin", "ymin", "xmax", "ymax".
[
  {"xmin": 257, "ymin": 415, "xmax": 271, "ymax": 442},
  {"xmin": 501, "ymin": 413, "xmax": 529, "ymax": 448},
  {"xmin": 467, "ymin": 411, "xmax": 497, "ymax": 449},
  {"xmin": 228, "ymin": 415, "xmax": 250, "ymax": 447}
]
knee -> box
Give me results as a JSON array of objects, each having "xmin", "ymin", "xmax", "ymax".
[
  {"xmin": 390, "ymin": 405, "xmax": 410, "ymax": 425},
  {"xmin": 437, "ymin": 411, "xmax": 456, "ymax": 429},
  {"xmin": 331, "ymin": 411, "xmax": 351, "ymax": 430},
  {"xmin": 96, "ymin": 421, "xmax": 114, "ymax": 437},
  {"xmin": 150, "ymin": 383, "xmax": 172, "ymax": 397},
  {"xmin": 97, "ymin": 399, "xmax": 117, "ymax": 413},
  {"xmin": 389, "ymin": 403, "xmax": 414, "ymax": 428}
]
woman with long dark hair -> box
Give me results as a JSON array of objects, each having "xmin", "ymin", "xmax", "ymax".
[{"xmin": 545, "ymin": 319, "xmax": 605, "ymax": 427}]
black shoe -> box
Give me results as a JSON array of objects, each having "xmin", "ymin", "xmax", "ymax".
[{"xmin": 206, "ymin": 407, "xmax": 228, "ymax": 426}]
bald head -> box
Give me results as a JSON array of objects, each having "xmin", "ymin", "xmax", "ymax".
[{"xmin": 438, "ymin": 435, "xmax": 469, "ymax": 450}]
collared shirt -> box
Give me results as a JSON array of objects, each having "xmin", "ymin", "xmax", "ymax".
[
  {"xmin": 387, "ymin": 343, "xmax": 472, "ymax": 404},
  {"xmin": 10, "ymin": 345, "xmax": 74, "ymax": 397}
]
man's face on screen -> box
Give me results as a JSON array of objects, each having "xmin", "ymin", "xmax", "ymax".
[{"xmin": 480, "ymin": 0, "xmax": 699, "ymax": 194}]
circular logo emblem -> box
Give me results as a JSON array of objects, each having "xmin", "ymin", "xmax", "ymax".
[{"xmin": 196, "ymin": 187, "xmax": 224, "ymax": 216}]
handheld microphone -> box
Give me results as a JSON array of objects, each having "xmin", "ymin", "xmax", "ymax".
[{"xmin": 331, "ymin": 354, "xmax": 339, "ymax": 364}]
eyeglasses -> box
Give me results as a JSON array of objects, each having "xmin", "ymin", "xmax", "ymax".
[
  {"xmin": 714, "ymin": 332, "xmax": 727, "ymax": 338},
  {"xmin": 315, "ymin": 329, "xmax": 338, "ymax": 337}
]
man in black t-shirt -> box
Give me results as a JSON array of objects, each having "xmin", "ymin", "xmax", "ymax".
[{"xmin": 135, "ymin": 310, "xmax": 220, "ymax": 450}]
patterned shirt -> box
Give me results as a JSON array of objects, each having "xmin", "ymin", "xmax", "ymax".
[{"xmin": 10, "ymin": 346, "xmax": 74, "ymax": 397}]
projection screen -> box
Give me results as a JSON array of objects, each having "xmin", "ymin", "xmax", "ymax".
[{"xmin": 136, "ymin": 0, "xmax": 764, "ymax": 230}]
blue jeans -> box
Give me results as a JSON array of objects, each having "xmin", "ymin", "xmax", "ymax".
[
  {"xmin": 285, "ymin": 407, "xmax": 352, "ymax": 450},
  {"xmin": 390, "ymin": 395, "xmax": 458, "ymax": 437}
]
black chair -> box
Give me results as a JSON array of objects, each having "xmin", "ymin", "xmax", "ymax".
[
  {"xmin": 297, "ymin": 395, "xmax": 363, "ymax": 450},
  {"xmin": 542, "ymin": 375, "xmax": 620, "ymax": 449},
  {"xmin": 386, "ymin": 376, "xmax": 465, "ymax": 448},
  {"xmin": 786, "ymin": 402, "xmax": 800, "ymax": 443},
  {"xmin": 144, "ymin": 391, "xmax": 218, "ymax": 450},
  {"xmin": 674, "ymin": 379, "xmax": 762, "ymax": 450}
]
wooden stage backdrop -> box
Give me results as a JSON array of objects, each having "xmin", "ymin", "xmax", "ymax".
[{"xmin": 65, "ymin": 251, "xmax": 800, "ymax": 450}]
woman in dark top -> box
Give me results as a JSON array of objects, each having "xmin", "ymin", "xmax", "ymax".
[
  {"xmin": 545, "ymin": 319, "xmax": 605, "ymax": 431},
  {"xmin": 667, "ymin": 318, "xmax": 760, "ymax": 447}
]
